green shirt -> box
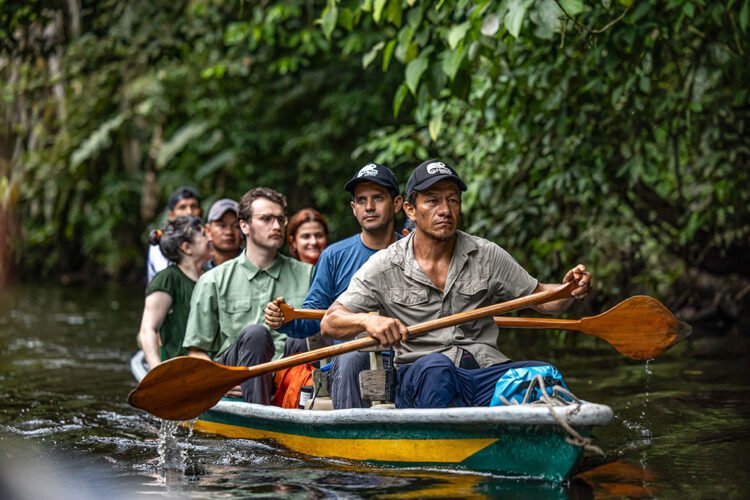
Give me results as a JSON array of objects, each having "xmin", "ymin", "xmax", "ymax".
[
  {"xmin": 146, "ymin": 265, "xmax": 196, "ymax": 361},
  {"xmin": 183, "ymin": 252, "xmax": 313, "ymax": 359},
  {"xmin": 337, "ymin": 231, "xmax": 538, "ymax": 367}
]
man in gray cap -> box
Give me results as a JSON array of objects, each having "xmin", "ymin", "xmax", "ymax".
[
  {"xmin": 321, "ymin": 159, "xmax": 592, "ymax": 409},
  {"xmin": 204, "ymin": 198, "xmax": 241, "ymax": 271}
]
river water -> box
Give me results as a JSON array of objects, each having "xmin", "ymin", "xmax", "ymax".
[{"xmin": 0, "ymin": 283, "xmax": 748, "ymax": 499}]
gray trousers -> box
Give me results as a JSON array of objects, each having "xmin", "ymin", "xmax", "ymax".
[
  {"xmin": 329, "ymin": 351, "xmax": 371, "ymax": 409},
  {"xmin": 216, "ymin": 325, "xmax": 308, "ymax": 404}
]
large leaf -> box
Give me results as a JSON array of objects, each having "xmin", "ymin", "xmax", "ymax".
[
  {"xmin": 558, "ymin": 0, "xmax": 584, "ymax": 16},
  {"xmin": 505, "ymin": 0, "xmax": 533, "ymax": 38},
  {"xmin": 156, "ymin": 122, "xmax": 209, "ymax": 169},
  {"xmin": 448, "ymin": 21, "xmax": 471, "ymax": 49},
  {"xmin": 71, "ymin": 113, "xmax": 128, "ymax": 168},
  {"xmin": 405, "ymin": 53, "xmax": 429, "ymax": 95}
]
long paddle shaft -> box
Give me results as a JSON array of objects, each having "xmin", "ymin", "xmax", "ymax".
[
  {"xmin": 128, "ymin": 282, "xmax": 575, "ymax": 420},
  {"xmin": 493, "ymin": 296, "xmax": 692, "ymax": 360}
]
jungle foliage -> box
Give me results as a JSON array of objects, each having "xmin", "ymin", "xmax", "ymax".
[{"xmin": 2, "ymin": 1, "xmax": 749, "ymax": 316}]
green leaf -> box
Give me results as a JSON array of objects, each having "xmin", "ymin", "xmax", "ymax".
[
  {"xmin": 393, "ymin": 83, "xmax": 409, "ymax": 118},
  {"xmin": 373, "ymin": 0, "xmax": 387, "ymax": 23},
  {"xmin": 682, "ymin": 2, "xmax": 694, "ymax": 18},
  {"xmin": 740, "ymin": 0, "xmax": 749, "ymax": 32},
  {"xmin": 448, "ymin": 22, "xmax": 471, "ymax": 50},
  {"xmin": 405, "ymin": 54, "xmax": 429, "ymax": 95},
  {"xmin": 320, "ymin": 5, "xmax": 338, "ymax": 40},
  {"xmin": 442, "ymin": 45, "xmax": 466, "ymax": 81},
  {"xmin": 156, "ymin": 121, "xmax": 209, "ymax": 169},
  {"xmin": 382, "ymin": 39, "xmax": 397, "ymax": 71},
  {"xmin": 559, "ymin": 0, "xmax": 584, "ymax": 16},
  {"xmin": 195, "ymin": 150, "xmax": 235, "ymax": 180},
  {"xmin": 429, "ymin": 112, "xmax": 443, "ymax": 141},
  {"xmin": 71, "ymin": 113, "xmax": 128, "ymax": 168},
  {"xmin": 505, "ymin": 0, "xmax": 532, "ymax": 38},
  {"xmin": 362, "ymin": 41, "xmax": 385, "ymax": 69},
  {"xmin": 338, "ymin": 8, "xmax": 353, "ymax": 31},
  {"xmin": 386, "ymin": 0, "xmax": 403, "ymax": 27}
]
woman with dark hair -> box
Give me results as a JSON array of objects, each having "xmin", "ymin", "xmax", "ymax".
[
  {"xmin": 286, "ymin": 208, "xmax": 329, "ymax": 265},
  {"xmin": 138, "ymin": 216, "xmax": 210, "ymax": 369}
]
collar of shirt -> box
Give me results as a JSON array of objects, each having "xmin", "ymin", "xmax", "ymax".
[
  {"xmin": 392, "ymin": 230, "xmax": 479, "ymax": 294},
  {"xmin": 238, "ymin": 252, "xmax": 283, "ymax": 281}
]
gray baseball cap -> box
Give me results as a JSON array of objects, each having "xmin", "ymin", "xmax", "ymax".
[{"xmin": 207, "ymin": 198, "xmax": 239, "ymax": 222}]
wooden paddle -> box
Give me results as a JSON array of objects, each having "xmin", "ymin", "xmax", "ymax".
[
  {"xmin": 280, "ymin": 296, "xmax": 691, "ymax": 361},
  {"xmin": 493, "ymin": 296, "xmax": 692, "ymax": 360},
  {"xmin": 128, "ymin": 281, "xmax": 575, "ymax": 421}
]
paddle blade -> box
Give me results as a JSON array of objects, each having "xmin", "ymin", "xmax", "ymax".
[
  {"xmin": 583, "ymin": 296, "xmax": 692, "ymax": 360},
  {"xmin": 128, "ymin": 357, "xmax": 251, "ymax": 421}
]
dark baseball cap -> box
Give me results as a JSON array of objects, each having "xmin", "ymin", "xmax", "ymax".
[
  {"xmin": 344, "ymin": 162, "xmax": 399, "ymax": 197},
  {"xmin": 405, "ymin": 159, "xmax": 467, "ymax": 198},
  {"xmin": 167, "ymin": 186, "xmax": 201, "ymax": 210},
  {"xmin": 207, "ymin": 198, "xmax": 239, "ymax": 222}
]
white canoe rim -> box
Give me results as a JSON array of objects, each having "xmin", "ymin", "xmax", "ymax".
[{"xmin": 130, "ymin": 350, "xmax": 613, "ymax": 427}]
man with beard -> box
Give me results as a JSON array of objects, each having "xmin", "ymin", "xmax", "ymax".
[
  {"xmin": 321, "ymin": 159, "xmax": 592, "ymax": 408},
  {"xmin": 264, "ymin": 162, "xmax": 403, "ymax": 409},
  {"xmin": 183, "ymin": 187, "xmax": 313, "ymax": 404}
]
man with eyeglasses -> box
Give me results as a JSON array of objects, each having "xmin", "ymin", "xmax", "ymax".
[
  {"xmin": 183, "ymin": 187, "xmax": 313, "ymax": 404},
  {"xmin": 264, "ymin": 163, "xmax": 403, "ymax": 409}
]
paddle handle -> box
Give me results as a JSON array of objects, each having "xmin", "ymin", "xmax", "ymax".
[
  {"xmin": 247, "ymin": 281, "xmax": 575, "ymax": 378},
  {"xmin": 494, "ymin": 317, "xmax": 582, "ymax": 330}
]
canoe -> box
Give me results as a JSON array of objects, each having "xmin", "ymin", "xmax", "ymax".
[{"xmin": 130, "ymin": 350, "xmax": 612, "ymax": 482}]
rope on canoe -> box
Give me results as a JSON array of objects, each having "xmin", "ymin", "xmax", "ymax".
[{"xmin": 496, "ymin": 374, "xmax": 605, "ymax": 456}]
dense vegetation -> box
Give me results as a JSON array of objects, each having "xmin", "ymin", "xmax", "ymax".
[{"xmin": 1, "ymin": 1, "xmax": 748, "ymax": 322}]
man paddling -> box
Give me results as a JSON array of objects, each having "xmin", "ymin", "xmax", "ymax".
[
  {"xmin": 320, "ymin": 159, "xmax": 592, "ymax": 408},
  {"xmin": 265, "ymin": 163, "xmax": 403, "ymax": 408},
  {"xmin": 183, "ymin": 187, "xmax": 313, "ymax": 404}
]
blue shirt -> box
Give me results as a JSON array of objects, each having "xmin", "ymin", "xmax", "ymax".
[{"xmin": 279, "ymin": 233, "xmax": 400, "ymax": 338}]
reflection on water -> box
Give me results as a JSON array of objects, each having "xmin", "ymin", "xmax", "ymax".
[{"xmin": 1, "ymin": 284, "xmax": 749, "ymax": 498}]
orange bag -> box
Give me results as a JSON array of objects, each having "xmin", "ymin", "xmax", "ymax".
[{"xmin": 271, "ymin": 363, "xmax": 315, "ymax": 409}]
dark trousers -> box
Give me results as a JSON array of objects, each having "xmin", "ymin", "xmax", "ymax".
[
  {"xmin": 329, "ymin": 351, "xmax": 371, "ymax": 409},
  {"xmin": 216, "ymin": 325, "xmax": 307, "ymax": 404},
  {"xmin": 395, "ymin": 353, "xmax": 550, "ymax": 408}
]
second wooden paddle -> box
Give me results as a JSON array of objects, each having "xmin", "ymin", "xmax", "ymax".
[
  {"xmin": 493, "ymin": 296, "xmax": 691, "ymax": 360},
  {"xmin": 280, "ymin": 296, "xmax": 691, "ymax": 361}
]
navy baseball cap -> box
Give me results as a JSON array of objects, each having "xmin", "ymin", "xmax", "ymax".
[
  {"xmin": 344, "ymin": 163, "xmax": 399, "ymax": 198},
  {"xmin": 405, "ymin": 159, "xmax": 467, "ymax": 198}
]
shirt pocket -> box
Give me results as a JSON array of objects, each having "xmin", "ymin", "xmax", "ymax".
[
  {"xmin": 219, "ymin": 298, "xmax": 252, "ymax": 315},
  {"xmin": 388, "ymin": 288, "xmax": 429, "ymax": 307},
  {"xmin": 452, "ymin": 279, "xmax": 490, "ymax": 312}
]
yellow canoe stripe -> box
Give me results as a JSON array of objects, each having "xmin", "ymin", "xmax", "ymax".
[{"xmin": 191, "ymin": 420, "xmax": 497, "ymax": 463}]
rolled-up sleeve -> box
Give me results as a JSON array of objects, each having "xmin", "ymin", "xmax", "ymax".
[{"xmin": 488, "ymin": 244, "xmax": 537, "ymax": 301}]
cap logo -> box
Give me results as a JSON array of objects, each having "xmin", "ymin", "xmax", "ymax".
[
  {"xmin": 357, "ymin": 164, "xmax": 379, "ymax": 178},
  {"xmin": 425, "ymin": 161, "xmax": 451, "ymax": 176}
]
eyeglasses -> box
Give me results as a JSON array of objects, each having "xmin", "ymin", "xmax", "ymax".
[{"xmin": 252, "ymin": 213, "xmax": 287, "ymax": 226}]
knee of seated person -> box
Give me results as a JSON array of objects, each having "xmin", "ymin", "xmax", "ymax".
[
  {"xmin": 414, "ymin": 353, "xmax": 454, "ymax": 370},
  {"xmin": 336, "ymin": 351, "xmax": 370, "ymax": 373},
  {"xmin": 238, "ymin": 324, "xmax": 270, "ymax": 344}
]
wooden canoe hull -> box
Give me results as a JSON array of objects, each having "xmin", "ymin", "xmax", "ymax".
[{"xmin": 131, "ymin": 351, "xmax": 612, "ymax": 481}]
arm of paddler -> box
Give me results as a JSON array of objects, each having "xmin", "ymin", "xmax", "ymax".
[
  {"xmin": 137, "ymin": 291, "xmax": 173, "ymax": 370},
  {"xmin": 321, "ymin": 301, "xmax": 409, "ymax": 347},
  {"xmin": 531, "ymin": 264, "xmax": 592, "ymax": 314}
]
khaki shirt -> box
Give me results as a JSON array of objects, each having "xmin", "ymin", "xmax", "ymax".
[
  {"xmin": 337, "ymin": 231, "xmax": 537, "ymax": 367},
  {"xmin": 183, "ymin": 252, "xmax": 313, "ymax": 358}
]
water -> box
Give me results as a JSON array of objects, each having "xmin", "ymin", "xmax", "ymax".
[{"xmin": 1, "ymin": 284, "xmax": 749, "ymax": 498}]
